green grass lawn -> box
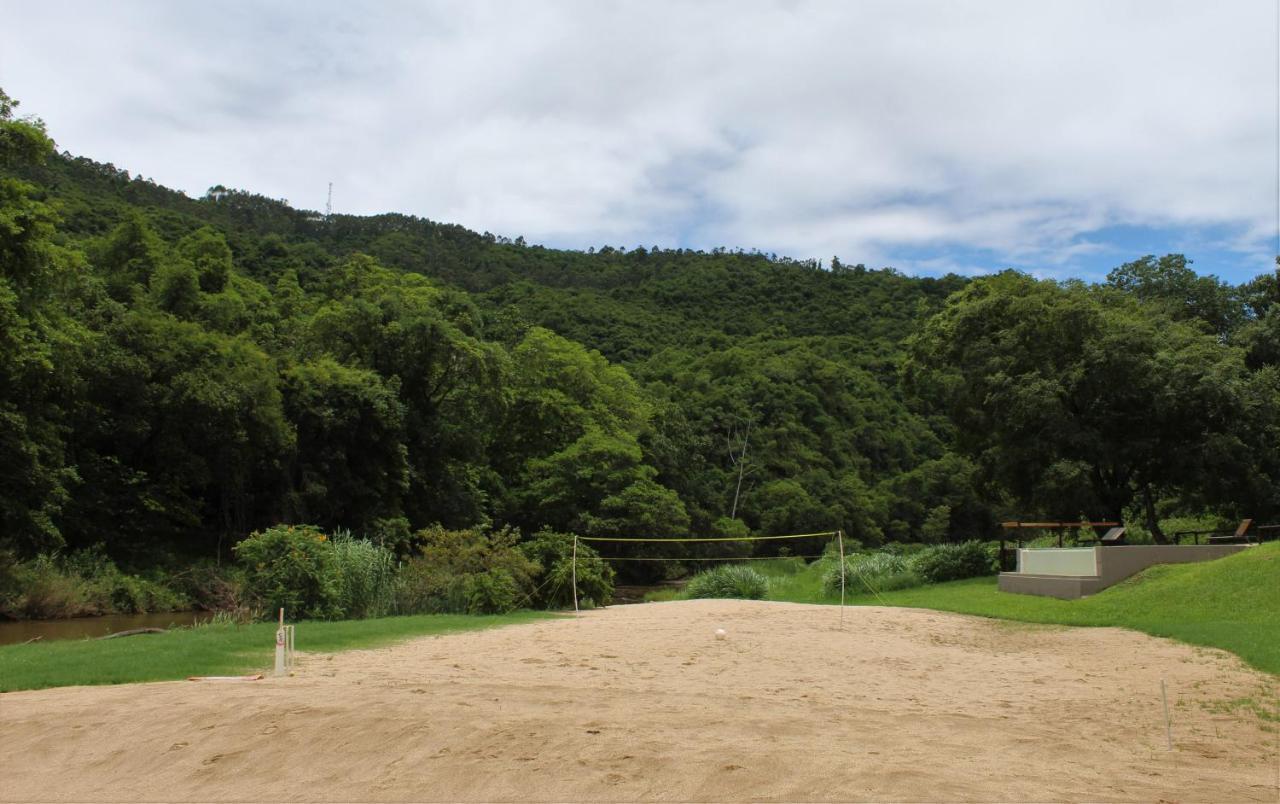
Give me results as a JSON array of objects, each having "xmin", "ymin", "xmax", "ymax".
[
  {"xmin": 759, "ymin": 542, "xmax": 1280, "ymax": 675},
  {"xmin": 0, "ymin": 610, "xmax": 556, "ymax": 693}
]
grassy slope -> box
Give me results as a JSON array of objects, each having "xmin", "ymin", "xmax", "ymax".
[
  {"xmin": 761, "ymin": 543, "xmax": 1280, "ymax": 675},
  {"xmin": 0, "ymin": 611, "xmax": 555, "ymax": 693}
]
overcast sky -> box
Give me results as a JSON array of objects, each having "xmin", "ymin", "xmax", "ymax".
[{"xmin": 2, "ymin": 1, "xmax": 1276, "ymax": 282}]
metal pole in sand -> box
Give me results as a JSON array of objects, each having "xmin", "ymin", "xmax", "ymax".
[
  {"xmin": 837, "ymin": 529, "xmax": 845, "ymax": 630},
  {"xmin": 572, "ymin": 534, "xmax": 579, "ymax": 613}
]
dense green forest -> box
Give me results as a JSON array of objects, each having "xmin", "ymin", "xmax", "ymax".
[{"xmin": 3, "ymin": 87, "xmax": 1279, "ymax": 608}]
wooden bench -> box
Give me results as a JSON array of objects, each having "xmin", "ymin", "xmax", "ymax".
[
  {"xmin": 1207, "ymin": 518, "xmax": 1252, "ymax": 544},
  {"xmin": 1172, "ymin": 518, "xmax": 1253, "ymax": 545}
]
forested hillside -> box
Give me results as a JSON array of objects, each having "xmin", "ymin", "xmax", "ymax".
[{"xmin": 3, "ymin": 87, "xmax": 1279, "ymax": 587}]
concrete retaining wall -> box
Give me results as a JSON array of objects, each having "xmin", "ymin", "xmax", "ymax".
[
  {"xmin": 1092, "ymin": 545, "xmax": 1245, "ymax": 586},
  {"xmin": 997, "ymin": 573, "xmax": 1095, "ymax": 600},
  {"xmin": 998, "ymin": 544, "xmax": 1249, "ymax": 599},
  {"xmin": 1017, "ymin": 547, "xmax": 1096, "ymax": 576}
]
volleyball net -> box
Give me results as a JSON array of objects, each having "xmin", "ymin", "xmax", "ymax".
[{"xmin": 569, "ymin": 529, "xmax": 852, "ymax": 625}]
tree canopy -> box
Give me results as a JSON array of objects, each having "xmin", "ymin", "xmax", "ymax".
[{"xmin": 1, "ymin": 86, "xmax": 1276, "ymax": 572}]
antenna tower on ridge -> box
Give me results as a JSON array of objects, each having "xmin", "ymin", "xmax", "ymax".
[{"xmin": 325, "ymin": 182, "xmax": 333, "ymax": 220}]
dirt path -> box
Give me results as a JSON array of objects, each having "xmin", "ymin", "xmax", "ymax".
[{"xmin": 2, "ymin": 600, "xmax": 1276, "ymax": 802}]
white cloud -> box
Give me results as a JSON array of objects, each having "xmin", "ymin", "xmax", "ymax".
[{"xmin": 1, "ymin": 0, "xmax": 1274, "ymax": 278}]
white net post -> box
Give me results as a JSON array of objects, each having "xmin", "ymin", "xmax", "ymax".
[
  {"xmin": 837, "ymin": 529, "xmax": 846, "ymax": 629},
  {"xmin": 572, "ymin": 534, "xmax": 579, "ymax": 613}
]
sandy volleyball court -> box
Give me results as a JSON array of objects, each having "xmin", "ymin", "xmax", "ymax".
[{"xmin": 1, "ymin": 600, "xmax": 1276, "ymax": 802}]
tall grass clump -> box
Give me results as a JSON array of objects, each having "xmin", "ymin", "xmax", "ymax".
[
  {"xmin": 684, "ymin": 564, "xmax": 769, "ymax": 599},
  {"xmin": 329, "ymin": 529, "xmax": 397, "ymax": 619},
  {"xmin": 823, "ymin": 552, "xmax": 923, "ymax": 595}
]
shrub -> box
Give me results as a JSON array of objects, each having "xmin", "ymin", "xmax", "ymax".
[
  {"xmin": 171, "ymin": 561, "xmax": 250, "ymax": 615},
  {"xmin": 67, "ymin": 547, "xmax": 188, "ymax": 614},
  {"xmin": 823, "ymin": 552, "xmax": 923, "ymax": 595},
  {"xmin": 907, "ymin": 541, "xmax": 996, "ymax": 584},
  {"xmin": 329, "ymin": 530, "xmax": 396, "ymax": 619},
  {"xmin": 97, "ymin": 571, "xmax": 188, "ymax": 614},
  {"xmin": 685, "ymin": 564, "xmax": 769, "ymax": 600},
  {"xmin": 0, "ymin": 548, "xmax": 189, "ymax": 619},
  {"xmin": 519, "ymin": 529, "xmax": 614, "ymax": 609},
  {"xmin": 462, "ymin": 568, "xmax": 520, "ymax": 614},
  {"xmin": 369, "ymin": 516, "xmax": 413, "ymax": 556},
  {"xmin": 710, "ymin": 516, "xmax": 751, "ymax": 541},
  {"xmin": 393, "ymin": 525, "xmax": 539, "ymax": 615},
  {"xmin": 234, "ymin": 525, "xmax": 342, "ymax": 619},
  {"xmin": 0, "ymin": 549, "xmax": 18, "ymax": 614},
  {"xmin": 393, "ymin": 561, "xmax": 454, "ymax": 615},
  {"xmin": 5, "ymin": 555, "xmax": 93, "ymax": 618}
]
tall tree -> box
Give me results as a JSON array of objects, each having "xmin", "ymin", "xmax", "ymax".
[
  {"xmin": 1106, "ymin": 254, "xmax": 1241, "ymax": 337},
  {"xmin": 0, "ymin": 88, "xmax": 81, "ymax": 554},
  {"xmin": 905, "ymin": 271, "xmax": 1257, "ymax": 541}
]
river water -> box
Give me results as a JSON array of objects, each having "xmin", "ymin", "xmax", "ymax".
[{"xmin": 0, "ymin": 611, "xmax": 213, "ymax": 646}]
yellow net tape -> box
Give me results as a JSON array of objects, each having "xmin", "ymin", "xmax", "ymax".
[{"xmin": 576, "ymin": 531, "xmax": 836, "ymax": 543}]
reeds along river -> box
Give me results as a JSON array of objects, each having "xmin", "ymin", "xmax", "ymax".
[
  {"xmin": 2, "ymin": 584, "xmax": 685, "ymax": 645},
  {"xmin": 0, "ymin": 611, "xmax": 213, "ymax": 646}
]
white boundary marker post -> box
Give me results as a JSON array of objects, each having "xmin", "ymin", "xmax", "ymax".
[
  {"xmin": 572, "ymin": 534, "xmax": 579, "ymax": 613},
  {"xmin": 837, "ymin": 529, "xmax": 846, "ymax": 630},
  {"xmin": 274, "ymin": 607, "xmax": 286, "ymax": 677}
]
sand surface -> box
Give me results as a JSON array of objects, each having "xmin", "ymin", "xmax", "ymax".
[{"xmin": 1, "ymin": 600, "xmax": 1276, "ymax": 802}]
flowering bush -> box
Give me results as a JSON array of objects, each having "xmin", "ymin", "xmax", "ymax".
[{"xmin": 234, "ymin": 524, "xmax": 342, "ymax": 619}]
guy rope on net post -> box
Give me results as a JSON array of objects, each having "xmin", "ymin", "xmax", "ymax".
[{"xmin": 572, "ymin": 533, "xmax": 579, "ymax": 613}]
